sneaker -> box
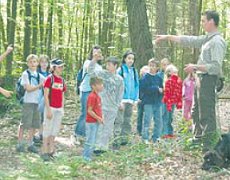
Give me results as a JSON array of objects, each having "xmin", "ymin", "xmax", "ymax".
[
  {"xmin": 27, "ymin": 145, "xmax": 39, "ymax": 154},
  {"xmin": 112, "ymin": 143, "xmax": 120, "ymax": 151},
  {"xmin": 120, "ymin": 141, "xmax": 128, "ymax": 146},
  {"xmin": 71, "ymin": 135, "xmax": 81, "ymax": 145},
  {"xmin": 48, "ymin": 152, "xmax": 56, "ymax": 160},
  {"xmin": 143, "ymin": 140, "xmax": 150, "ymax": 145},
  {"xmin": 93, "ymin": 150, "xmax": 106, "ymax": 156},
  {"xmin": 41, "ymin": 153, "xmax": 51, "ymax": 161},
  {"xmin": 33, "ymin": 136, "xmax": 42, "ymax": 144},
  {"xmin": 16, "ymin": 144, "xmax": 25, "ymax": 152}
]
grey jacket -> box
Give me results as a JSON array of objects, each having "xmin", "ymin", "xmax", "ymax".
[{"xmin": 88, "ymin": 60, "xmax": 124, "ymax": 112}]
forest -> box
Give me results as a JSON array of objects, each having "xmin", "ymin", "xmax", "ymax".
[{"xmin": 0, "ymin": 0, "xmax": 230, "ymax": 179}]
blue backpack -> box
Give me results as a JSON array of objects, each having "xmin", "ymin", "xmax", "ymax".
[
  {"xmin": 16, "ymin": 70, "xmax": 40, "ymax": 104},
  {"xmin": 76, "ymin": 68, "xmax": 87, "ymax": 95}
]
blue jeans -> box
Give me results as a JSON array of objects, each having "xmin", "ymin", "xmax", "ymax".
[
  {"xmin": 142, "ymin": 104, "xmax": 162, "ymax": 142},
  {"xmin": 83, "ymin": 122, "xmax": 99, "ymax": 160},
  {"xmin": 137, "ymin": 102, "xmax": 144, "ymax": 135},
  {"xmin": 162, "ymin": 104, "xmax": 175, "ymax": 135},
  {"xmin": 74, "ymin": 91, "xmax": 91, "ymax": 137}
]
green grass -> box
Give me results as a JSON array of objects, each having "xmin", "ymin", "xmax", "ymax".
[{"xmin": 3, "ymin": 132, "xmax": 203, "ymax": 180}]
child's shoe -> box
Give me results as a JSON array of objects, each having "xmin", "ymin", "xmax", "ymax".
[
  {"xmin": 70, "ymin": 135, "xmax": 81, "ymax": 145},
  {"xmin": 41, "ymin": 153, "xmax": 51, "ymax": 161},
  {"xmin": 27, "ymin": 145, "xmax": 39, "ymax": 154},
  {"xmin": 143, "ymin": 140, "xmax": 150, "ymax": 145},
  {"xmin": 16, "ymin": 144, "xmax": 25, "ymax": 152}
]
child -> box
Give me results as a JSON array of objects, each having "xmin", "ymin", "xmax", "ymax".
[
  {"xmin": 16, "ymin": 54, "xmax": 45, "ymax": 153},
  {"xmin": 136, "ymin": 65, "xmax": 149, "ymax": 136},
  {"xmin": 38, "ymin": 55, "xmax": 50, "ymax": 77},
  {"xmin": 88, "ymin": 56, "xmax": 124, "ymax": 152},
  {"xmin": 74, "ymin": 45, "xmax": 103, "ymax": 145},
  {"xmin": 34, "ymin": 55, "xmax": 50, "ymax": 143},
  {"xmin": 182, "ymin": 72, "xmax": 196, "ymax": 120},
  {"xmin": 41, "ymin": 58, "xmax": 66, "ymax": 161},
  {"xmin": 140, "ymin": 59, "xmax": 163, "ymax": 143},
  {"xmin": 162, "ymin": 64, "xmax": 182, "ymax": 138},
  {"xmin": 0, "ymin": 45, "xmax": 14, "ymax": 98},
  {"xmin": 114, "ymin": 50, "xmax": 139, "ymax": 145},
  {"xmin": 83, "ymin": 77, "xmax": 104, "ymax": 161}
]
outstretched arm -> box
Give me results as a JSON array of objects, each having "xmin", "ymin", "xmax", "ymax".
[
  {"xmin": 155, "ymin": 35, "xmax": 181, "ymax": 44},
  {"xmin": 0, "ymin": 87, "xmax": 13, "ymax": 98},
  {"xmin": 0, "ymin": 45, "xmax": 14, "ymax": 62}
]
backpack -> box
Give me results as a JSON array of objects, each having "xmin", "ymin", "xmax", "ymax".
[
  {"xmin": 76, "ymin": 68, "xmax": 87, "ymax": 95},
  {"xmin": 16, "ymin": 70, "xmax": 40, "ymax": 104}
]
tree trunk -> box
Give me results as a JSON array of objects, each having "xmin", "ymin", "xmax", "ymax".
[
  {"xmin": 57, "ymin": 2, "xmax": 64, "ymax": 58},
  {"xmin": 23, "ymin": 0, "xmax": 32, "ymax": 67},
  {"xmin": 155, "ymin": 0, "xmax": 168, "ymax": 61},
  {"xmin": 32, "ymin": 0, "xmax": 38, "ymax": 54},
  {"xmin": 0, "ymin": 11, "xmax": 6, "ymax": 48},
  {"xmin": 126, "ymin": 0, "xmax": 154, "ymax": 69},
  {"xmin": 6, "ymin": 0, "xmax": 17, "ymax": 75},
  {"xmin": 39, "ymin": 0, "xmax": 44, "ymax": 54},
  {"xmin": 45, "ymin": 0, "xmax": 54, "ymax": 58}
]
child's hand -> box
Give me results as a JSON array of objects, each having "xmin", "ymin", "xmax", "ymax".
[
  {"xmin": 98, "ymin": 117, "xmax": 104, "ymax": 124},
  {"xmin": 46, "ymin": 108, "xmax": 53, "ymax": 120},
  {"xmin": 2, "ymin": 89, "xmax": 13, "ymax": 98},
  {"xmin": 38, "ymin": 82, "xmax": 44, "ymax": 88},
  {"xmin": 6, "ymin": 45, "xmax": 14, "ymax": 54},
  {"xmin": 159, "ymin": 87, "xmax": 163, "ymax": 93},
  {"xmin": 119, "ymin": 103, "xmax": 124, "ymax": 110}
]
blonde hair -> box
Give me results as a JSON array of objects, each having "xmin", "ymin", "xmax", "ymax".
[
  {"xmin": 140, "ymin": 65, "xmax": 149, "ymax": 77},
  {"xmin": 26, "ymin": 54, "xmax": 38, "ymax": 62},
  {"xmin": 161, "ymin": 58, "xmax": 171, "ymax": 65},
  {"xmin": 165, "ymin": 64, "xmax": 178, "ymax": 75},
  {"xmin": 39, "ymin": 54, "xmax": 49, "ymax": 63},
  {"xmin": 90, "ymin": 77, "xmax": 103, "ymax": 87},
  {"xmin": 148, "ymin": 58, "xmax": 159, "ymax": 67}
]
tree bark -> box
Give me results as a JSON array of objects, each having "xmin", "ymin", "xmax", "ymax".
[
  {"xmin": 39, "ymin": 0, "xmax": 44, "ymax": 53},
  {"xmin": 23, "ymin": 0, "xmax": 32, "ymax": 66},
  {"xmin": 126, "ymin": 0, "xmax": 154, "ymax": 69},
  {"xmin": 32, "ymin": 0, "xmax": 38, "ymax": 54},
  {"xmin": 45, "ymin": 0, "xmax": 54, "ymax": 58},
  {"xmin": 155, "ymin": 0, "xmax": 168, "ymax": 61},
  {"xmin": 6, "ymin": 0, "xmax": 17, "ymax": 74}
]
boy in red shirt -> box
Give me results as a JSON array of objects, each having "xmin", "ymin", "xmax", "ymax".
[
  {"xmin": 41, "ymin": 58, "xmax": 66, "ymax": 161},
  {"xmin": 83, "ymin": 77, "xmax": 104, "ymax": 161},
  {"xmin": 162, "ymin": 64, "xmax": 182, "ymax": 138}
]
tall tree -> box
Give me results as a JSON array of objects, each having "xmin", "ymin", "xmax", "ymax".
[
  {"xmin": 57, "ymin": 2, "xmax": 64, "ymax": 58},
  {"xmin": 155, "ymin": 0, "xmax": 168, "ymax": 61},
  {"xmin": 32, "ymin": 0, "xmax": 38, "ymax": 54},
  {"xmin": 6, "ymin": 0, "xmax": 17, "ymax": 75},
  {"xmin": 39, "ymin": 0, "xmax": 45, "ymax": 53},
  {"xmin": 126, "ymin": 0, "xmax": 154, "ymax": 69},
  {"xmin": 45, "ymin": 0, "xmax": 54, "ymax": 58},
  {"xmin": 23, "ymin": 0, "xmax": 32, "ymax": 66}
]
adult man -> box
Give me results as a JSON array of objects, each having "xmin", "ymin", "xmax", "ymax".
[{"xmin": 156, "ymin": 10, "xmax": 227, "ymax": 152}]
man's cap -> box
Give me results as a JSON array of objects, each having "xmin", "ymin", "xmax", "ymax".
[{"xmin": 50, "ymin": 58, "xmax": 65, "ymax": 67}]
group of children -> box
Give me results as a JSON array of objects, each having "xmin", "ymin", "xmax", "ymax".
[
  {"xmin": 74, "ymin": 46, "xmax": 196, "ymax": 161},
  {"xmin": 0, "ymin": 45, "xmax": 196, "ymax": 162},
  {"xmin": 14, "ymin": 54, "xmax": 66, "ymax": 161}
]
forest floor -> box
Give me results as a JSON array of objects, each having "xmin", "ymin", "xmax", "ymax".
[{"xmin": 0, "ymin": 85, "xmax": 230, "ymax": 180}]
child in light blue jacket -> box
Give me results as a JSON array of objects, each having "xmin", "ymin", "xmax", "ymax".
[{"xmin": 114, "ymin": 50, "xmax": 139, "ymax": 147}]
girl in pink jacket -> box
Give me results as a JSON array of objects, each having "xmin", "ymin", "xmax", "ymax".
[{"xmin": 182, "ymin": 73, "xmax": 196, "ymax": 120}]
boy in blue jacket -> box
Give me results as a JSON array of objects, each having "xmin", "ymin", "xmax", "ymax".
[{"xmin": 140, "ymin": 58, "xmax": 163, "ymax": 143}]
